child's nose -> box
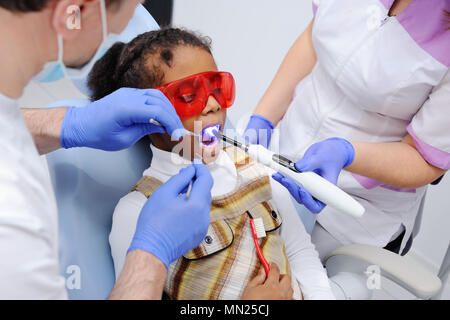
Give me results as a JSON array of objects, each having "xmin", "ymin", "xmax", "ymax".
[{"xmin": 202, "ymin": 96, "xmax": 221, "ymax": 115}]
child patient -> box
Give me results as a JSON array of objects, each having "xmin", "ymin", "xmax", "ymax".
[{"xmin": 88, "ymin": 28, "xmax": 334, "ymax": 300}]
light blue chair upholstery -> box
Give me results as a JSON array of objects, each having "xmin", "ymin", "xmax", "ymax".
[
  {"xmin": 46, "ymin": 99, "xmax": 153, "ymax": 299},
  {"xmin": 43, "ymin": 4, "xmax": 160, "ymax": 299}
]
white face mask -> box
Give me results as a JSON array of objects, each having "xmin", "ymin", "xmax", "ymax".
[{"xmin": 33, "ymin": 0, "xmax": 120, "ymax": 96}]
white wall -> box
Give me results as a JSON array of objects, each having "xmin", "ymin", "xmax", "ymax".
[
  {"xmin": 173, "ymin": 0, "xmax": 313, "ymax": 127},
  {"xmin": 414, "ymin": 176, "xmax": 450, "ymax": 269},
  {"xmin": 173, "ymin": 0, "xmax": 450, "ymax": 299}
]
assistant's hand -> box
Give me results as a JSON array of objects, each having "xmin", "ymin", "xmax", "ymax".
[
  {"xmin": 241, "ymin": 263, "xmax": 294, "ymax": 300},
  {"xmin": 60, "ymin": 88, "xmax": 185, "ymax": 151},
  {"xmin": 243, "ymin": 114, "xmax": 274, "ymax": 148},
  {"xmin": 128, "ymin": 163, "xmax": 214, "ymax": 269},
  {"xmin": 272, "ymin": 137, "xmax": 355, "ymax": 213}
]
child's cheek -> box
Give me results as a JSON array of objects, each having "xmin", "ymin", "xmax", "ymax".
[
  {"xmin": 221, "ymin": 109, "xmax": 227, "ymax": 123},
  {"xmin": 181, "ymin": 117, "xmax": 196, "ymax": 134}
]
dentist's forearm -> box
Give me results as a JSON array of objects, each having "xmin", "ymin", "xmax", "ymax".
[
  {"xmin": 22, "ymin": 108, "xmax": 67, "ymax": 155},
  {"xmin": 253, "ymin": 20, "xmax": 317, "ymax": 126},
  {"xmin": 109, "ymin": 250, "xmax": 167, "ymax": 300},
  {"xmin": 346, "ymin": 134, "xmax": 446, "ymax": 189}
]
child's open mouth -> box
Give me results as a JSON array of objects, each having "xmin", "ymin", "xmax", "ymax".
[{"xmin": 201, "ymin": 124, "xmax": 221, "ymax": 147}]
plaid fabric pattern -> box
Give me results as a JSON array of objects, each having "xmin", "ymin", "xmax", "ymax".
[{"xmin": 132, "ymin": 146, "xmax": 299, "ymax": 300}]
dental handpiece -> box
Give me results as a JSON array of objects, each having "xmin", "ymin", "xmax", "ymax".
[{"xmin": 215, "ymin": 132, "xmax": 365, "ymax": 218}]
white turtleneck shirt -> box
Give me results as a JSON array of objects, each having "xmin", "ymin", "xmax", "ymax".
[{"xmin": 109, "ymin": 144, "xmax": 335, "ymax": 299}]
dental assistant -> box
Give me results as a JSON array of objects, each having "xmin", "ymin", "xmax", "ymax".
[
  {"xmin": 0, "ymin": 0, "xmax": 213, "ymax": 299},
  {"xmin": 245, "ymin": 0, "xmax": 450, "ymax": 258}
]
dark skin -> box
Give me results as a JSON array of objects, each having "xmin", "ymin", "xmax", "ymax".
[
  {"xmin": 145, "ymin": 45, "xmax": 295, "ymax": 300},
  {"xmin": 148, "ymin": 46, "xmax": 226, "ymax": 164},
  {"xmin": 242, "ymin": 263, "xmax": 296, "ymax": 300}
]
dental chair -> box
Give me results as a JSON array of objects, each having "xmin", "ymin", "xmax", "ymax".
[
  {"xmin": 46, "ymin": 99, "xmax": 153, "ymax": 299},
  {"xmin": 325, "ymin": 243, "xmax": 448, "ymax": 300},
  {"xmin": 323, "ymin": 191, "xmax": 447, "ymax": 300}
]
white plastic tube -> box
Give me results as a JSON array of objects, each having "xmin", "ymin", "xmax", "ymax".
[{"xmin": 247, "ymin": 145, "xmax": 365, "ymax": 218}]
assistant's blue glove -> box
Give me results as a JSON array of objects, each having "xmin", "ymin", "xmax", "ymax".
[
  {"xmin": 244, "ymin": 115, "xmax": 274, "ymax": 148},
  {"xmin": 128, "ymin": 163, "xmax": 214, "ymax": 269},
  {"xmin": 272, "ymin": 138, "xmax": 355, "ymax": 214},
  {"xmin": 61, "ymin": 88, "xmax": 185, "ymax": 151}
]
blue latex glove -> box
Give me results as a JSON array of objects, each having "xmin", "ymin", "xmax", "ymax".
[
  {"xmin": 61, "ymin": 88, "xmax": 185, "ymax": 151},
  {"xmin": 128, "ymin": 163, "xmax": 214, "ymax": 269},
  {"xmin": 244, "ymin": 114, "xmax": 274, "ymax": 148},
  {"xmin": 272, "ymin": 138, "xmax": 355, "ymax": 214}
]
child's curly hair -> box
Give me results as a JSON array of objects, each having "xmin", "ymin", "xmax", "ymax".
[{"xmin": 88, "ymin": 27, "xmax": 212, "ymax": 101}]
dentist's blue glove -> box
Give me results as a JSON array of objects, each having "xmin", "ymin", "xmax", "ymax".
[
  {"xmin": 128, "ymin": 164, "xmax": 214, "ymax": 269},
  {"xmin": 244, "ymin": 115, "xmax": 274, "ymax": 148},
  {"xmin": 272, "ymin": 138, "xmax": 355, "ymax": 214},
  {"xmin": 61, "ymin": 88, "xmax": 185, "ymax": 151}
]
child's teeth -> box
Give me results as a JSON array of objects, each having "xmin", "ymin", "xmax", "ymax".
[{"xmin": 201, "ymin": 125, "xmax": 220, "ymax": 146}]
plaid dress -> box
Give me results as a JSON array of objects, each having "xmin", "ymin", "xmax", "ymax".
[{"xmin": 132, "ymin": 146, "xmax": 301, "ymax": 300}]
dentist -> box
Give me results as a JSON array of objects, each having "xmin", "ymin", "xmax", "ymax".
[{"xmin": 0, "ymin": 0, "xmax": 213, "ymax": 299}]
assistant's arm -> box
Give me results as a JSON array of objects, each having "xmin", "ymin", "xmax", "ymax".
[
  {"xmin": 274, "ymin": 134, "xmax": 447, "ymax": 213},
  {"xmin": 273, "ymin": 68, "xmax": 450, "ymax": 212},
  {"xmin": 252, "ymin": 19, "xmax": 316, "ymax": 126},
  {"xmin": 348, "ymin": 134, "xmax": 446, "ymax": 189}
]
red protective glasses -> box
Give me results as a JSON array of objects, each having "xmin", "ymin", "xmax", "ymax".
[{"xmin": 157, "ymin": 71, "xmax": 236, "ymax": 119}]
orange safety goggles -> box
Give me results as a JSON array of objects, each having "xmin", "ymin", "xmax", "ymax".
[{"xmin": 157, "ymin": 71, "xmax": 236, "ymax": 119}]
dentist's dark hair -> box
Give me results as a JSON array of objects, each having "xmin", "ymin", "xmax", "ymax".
[
  {"xmin": 0, "ymin": 0, "xmax": 122, "ymax": 13},
  {"xmin": 0, "ymin": 0, "xmax": 49, "ymax": 11},
  {"xmin": 88, "ymin": 27, "xmax": 212, "ymax": 101}
]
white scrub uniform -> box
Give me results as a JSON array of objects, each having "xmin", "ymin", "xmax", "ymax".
[
  {"xmin": 0, "ymin": 94, "xmax": 67, "ymax": 299},
  {"xmin": 275, "ymin": 0, "xmax": 450, "ymax": 255},
  {"xmin": 0, "ymin": 5, "xmax": 158, "ymax": 299}
]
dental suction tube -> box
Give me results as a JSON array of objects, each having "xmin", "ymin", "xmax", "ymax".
[
  {"xmin": 214, "ymin": 131, "xmax": 364, "ymax": 218},
  {"xmin": 248, "ymin": 144, "xmax": 364, "ymax": 218}
]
